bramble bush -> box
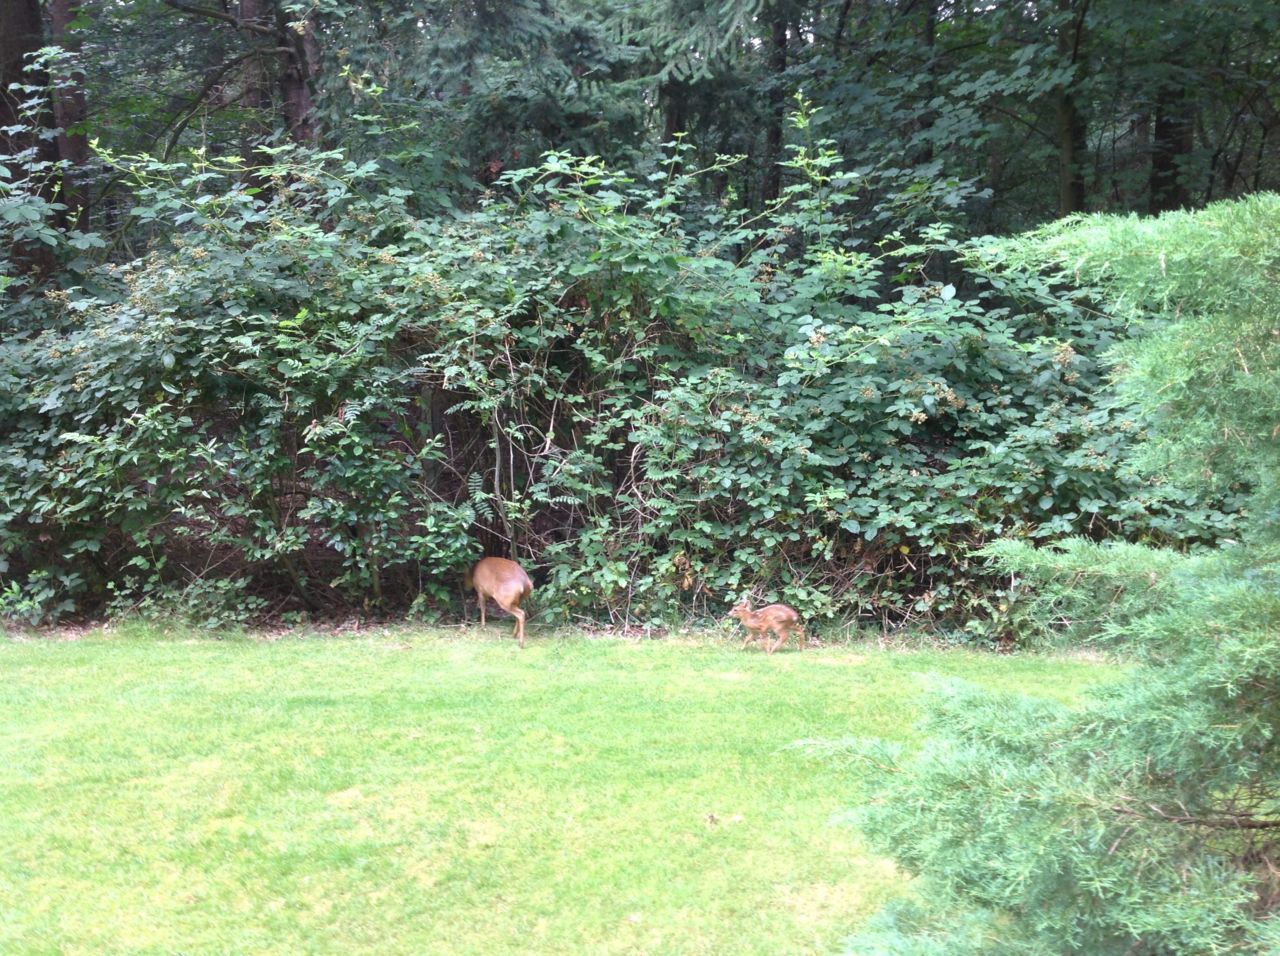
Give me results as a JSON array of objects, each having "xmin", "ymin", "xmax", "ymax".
[
  {"xmin": 0, "ymin": 112, "xmax": 1238, "ymax": 626},
  {"xmin": 1, "ymin": 148, "xmax": 478, "ymax": 622}
]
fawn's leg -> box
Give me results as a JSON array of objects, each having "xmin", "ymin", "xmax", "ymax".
[
  {"xmin": 512, "ymin": 607, "xmax": 526, "ymax": 648},
  {"xmin": 478, "ymin": 592, "xmax": 487, "ymax": 627},
  {"xmin": 771, "ymin": 624, "xmax": 797, "ymax": 654}
]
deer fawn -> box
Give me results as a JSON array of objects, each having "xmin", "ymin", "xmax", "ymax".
[
  {"xmin": 727, "ymin": 598, "xmax": 805, "ymax": 654},
  {"xmin": 465, "ymin": 557, "xmax": 533, "ymax": 648}
]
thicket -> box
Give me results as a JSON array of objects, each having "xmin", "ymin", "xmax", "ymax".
[
  {"xmin": 1, "ymin": 109, "xmax": 1239, "ymax": 627},
  {"xmin": 4, "ymin": 0, "xmax": 1270, "ymax": 628},
  {"xmin": 845, "ymin": 194, "xmax": 1280, "ymax": 953}
]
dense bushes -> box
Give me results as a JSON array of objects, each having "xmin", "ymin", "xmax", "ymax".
[
  {"xmin": 1, "ymin": 150, "xmax": 476, "ymax": 622},
  {"xmin": 846, "ymin": 195, "xmax": 1280, "ymax": 953},
  {"xmin": 0, "ymin": 133, "xmax": 1236, "ymax": 626}
]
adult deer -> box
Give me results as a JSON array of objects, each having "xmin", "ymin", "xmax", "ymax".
[
  {"xmin": 465, "ymin": 557, "xmax": 533, "ymax": 648},
  {"xmin": 727, "ymin": 598, "xmax": 805, "ymax": 654}
]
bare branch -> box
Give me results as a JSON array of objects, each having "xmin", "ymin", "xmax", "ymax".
[
  {"xmin": 160, "ymin": 47, "xmax": 288, "ymax": 159},
  {"xmin": 1113, "ymin": 803, "xmax": 1280, "ymax": 830},
  {"xmin": 160, "ymin": 0, "xmax": 280, "ymax": 38}
]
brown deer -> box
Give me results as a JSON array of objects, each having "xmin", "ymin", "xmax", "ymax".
[
  {"xmin": 465, "ymin": 557, "xmax": 533, "ymax": 648},
  {"xmin": 727, "ymin": 598, "xmax": 805, "ymax": 654}
]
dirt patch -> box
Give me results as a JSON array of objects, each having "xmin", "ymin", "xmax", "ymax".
[{"xmin": 2, "ymin": 623, "xmax": 99, "ymax": 642}]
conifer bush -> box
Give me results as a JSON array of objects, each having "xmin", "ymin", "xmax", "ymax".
[{"xmin": 847, "ymin": 194, "xmax": 1280, "ymax": 953}]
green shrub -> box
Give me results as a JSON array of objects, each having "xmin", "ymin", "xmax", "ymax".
[
  {"xmin": 0, "ymin": 127, "xmax": 1240, "ymax": 624},
  {"xmin": 978, "ymin": 537, "xmax": 1188, "ymax": 646},
  {"xmin": 1, "ymin": 148, "xmax": 476, "ymax": 619},
  {"xmin": 848, "ymin": 194, "xmax": 1280, "ymax": 952}
]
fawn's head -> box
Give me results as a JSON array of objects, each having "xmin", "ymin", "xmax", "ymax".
[{"xmin": 727, "ymin": 597, "xmax": 753, "ymax": 621}]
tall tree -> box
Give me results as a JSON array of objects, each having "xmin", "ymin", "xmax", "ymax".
[
  {"xmin": 1148, "ymin": 74, "xmax": 1195, "ymax": 213},
  {"xmin": 0, "ymin": 0, "xmax": 45, "ymax": 156},
  {"xmin": 48, "ymin": 0, "xmax": 92, "ymax": 225},
  {"xmin": 1053, "ymin": 0, "xmax": 1089, "ymax": 215},
  {"xmin": 761, "ymin": 6, "xmax": 788, "ymax": 203},
  {"xmin": 1, "ymin": 0, "xmax": 59, "ymax": 278}
]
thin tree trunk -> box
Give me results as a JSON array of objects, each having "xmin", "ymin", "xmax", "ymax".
[
  {"xmin": 916, "ymin": 0, "xmax": 937, "ymax": 166},
  {"xmin": 762, "ymin": 13, "xmax": 788, "ymax": 204},
  {"xmin": 238, "ymin": 0, "xmax": 272, "ymax": 120},
  {"xmin": 234, "ymin": 0, "xmax": 273, "ymax": 188},
  {"xmin": 491, "ymin": 416, "xmax": 516, "ymax": 554},
  {"xmin": 1, "ymin": 0, "xmax": 59, "ymax": 279},
  {"xmin": 1054, "ymin": 94, "xmax": 1088, "ymax": 214},
  {"xmin": 661, "ymin": 79, "xmax": 687, "ymax": 144},
  {"xmin": 1204, "ymin": 98, "xmax": 1253, "ymax": 204},
  {"xmin": 1149, "ymin": 82, "xmax": 1194, "ymax": 213},
  {"xmin": 831, "ymin": 0, "xmax": 854, "ymax": 52},
  {"xmin": 48, "ymin": 0, "xmax": 91, "ymax": 227},
  {"xmin": 1251, "ymin": 122, "xmax": 1268, "ymax": 192},
  {"xmin": 1054, "ymin": 0, "xmax": 1089, "ymax": 215}
]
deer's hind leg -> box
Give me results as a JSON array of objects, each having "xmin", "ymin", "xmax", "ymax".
[
  {"xmin": 768, "ymin": 625, "xmax": 792, "ymax": 654},
  {"xmin": 511, "ymin": 606, "xmax": 526, "ymax": 648}
]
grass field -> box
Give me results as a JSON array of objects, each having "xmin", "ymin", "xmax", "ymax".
[{"xmin": 1, "ymin": 623, "xmax": 1114, "ymax": 955}]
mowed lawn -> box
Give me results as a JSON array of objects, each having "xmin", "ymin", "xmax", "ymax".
[{"xmin": 1, "ymin": 624, "xmax": 1114, "ymax": 955}]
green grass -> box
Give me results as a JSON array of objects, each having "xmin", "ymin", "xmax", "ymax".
[{"xmin": 1, "ymin": 623, "xmax": 1115, "ymax": 955}]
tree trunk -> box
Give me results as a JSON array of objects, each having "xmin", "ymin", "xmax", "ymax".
[
  {"xmin": 234, "ymin": 0, "xmax": 273, "ymax": 186},
  {"xmin": 1054, "ymin": 0, "xmax": 1090, "ymax": 215},
  {"xmin": 915, "ymin": 0, "xmax": 937, "ymax": 166},
  {"xmin": 1054, "ymin": 91, "xmax": 1088, "ymax": 215},
  {"xmin": 1, "ymin": 0, "xmax": 58, "ymax": 279},
  {"xmin": 48, "ymin": 0, "xmax": 91, "ymax": 227},
  {"xmin": 831, "ymin": 0, "xmax": 854, "ymax": 52},
  {"xmin": 238, "ymin": 0, "xmax": 272, "ymax": 119},
  {"xmin": 660, "ymin": 79, "xmax": 687, "ymax": 144},
  {"xmin": 0, "ymin": 0, "xmax": 47, "ymax": 157},
  {"xmin": 762, "ymin": 14, "xmax": 788, "ymax": 204},
  {"xmin": 1149, "ymin": 83, "xmax": 1194, "ymax": 213},
  {"xmin": 277, "ymin": 8, "xmax": 320, "ymax": 144}
]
